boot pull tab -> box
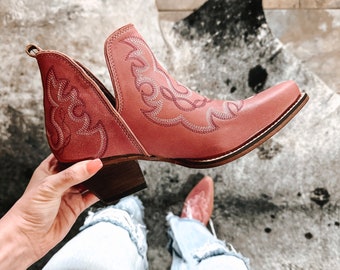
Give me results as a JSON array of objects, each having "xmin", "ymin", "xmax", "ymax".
[{"xmin": 25, "ymin": 44, "xmax": 42, "ymax": 58}]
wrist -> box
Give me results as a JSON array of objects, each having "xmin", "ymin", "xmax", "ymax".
[{"xmin": 0, "ymin": 210, "xmax": 37, "ymax": 269}]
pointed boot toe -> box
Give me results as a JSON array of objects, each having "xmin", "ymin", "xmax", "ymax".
[
  {"xmin": 104, "ymin": 24, "xmax": 308, "ymax": 168},
  {"xmin": 181, "ymin": 176, "xmax": 214, "ymax": 225}
]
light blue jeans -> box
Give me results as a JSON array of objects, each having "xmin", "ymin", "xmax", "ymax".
[
  {"xmin": 44, "ymin": 196, "xmax": 250, "ymax": 270},
  {"xmin": 167, "ymin": 214, "xmax": 250, "ymax": 270}
]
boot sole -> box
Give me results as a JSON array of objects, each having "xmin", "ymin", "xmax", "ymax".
[{"xmin": 176, "ymin": 92, "xmax": 309, "ymax": 168}]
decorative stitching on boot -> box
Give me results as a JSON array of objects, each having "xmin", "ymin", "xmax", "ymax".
[
  {"xmin": 123, "ymin": 36, "xmax": 243, "ymax": 134},
  {"xmin": 45, "ymin": 67, "xmax": 108, "ymax": 158}
]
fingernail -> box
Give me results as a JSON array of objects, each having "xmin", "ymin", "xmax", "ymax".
[{"xmin": 86, "ymin": 159, "xmax": 103, "ymax": 175}]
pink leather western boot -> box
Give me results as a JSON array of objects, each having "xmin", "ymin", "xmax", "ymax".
[{"xmin": 26, "ymin": 24, "xmax": 308, "ymax": 202}]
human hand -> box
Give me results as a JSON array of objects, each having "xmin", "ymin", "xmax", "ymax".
[{"xmin": 0, "ymin": 154, "xmax": 102, "ymax": 269}]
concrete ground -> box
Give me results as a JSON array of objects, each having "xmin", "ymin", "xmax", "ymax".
[
  {"xmin": 265, "ymin": 8, "xmax": 340, "ymax": 94},
  {"xmin": 158, "ymin": 0, "xmax": 340, "ymax": 94}
]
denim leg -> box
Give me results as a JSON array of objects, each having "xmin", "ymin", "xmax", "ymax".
[
  {"xmin": 43, "ymin": 196, "xmax": 148, "ymax": 270},
  {"xmin": 167, "ymin": 213, "xmax": 250, "ymax": 270}
]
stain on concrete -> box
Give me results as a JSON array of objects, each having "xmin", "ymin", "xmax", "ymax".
[
  {"xmin": 310, "ymin": 187, "xmax": 330, "ymax": 207},
  {"xmin": 304, "ymin": 232, "xmax": 313, "ymax": 239},
  {"xmin": 175, "ymin": 0, "xmax": 266, "ymax": 47},
  {"xmin": 248, "ymin": 64, "xmax": 268, "ymax": 93},
  {"xmin": 0, "ymin": 105, "xmax": 49, "ymax": 215},
  {"xmin": 264, "ymin": 227, "xmax": 272, "ymax": 233},
  {"xmin": 257, "ymin": 140, "xmax": 283, "ymax": 160},
  {"xmin": 218, "ymin": 194, "xmax": 282, "ymax": 218}
]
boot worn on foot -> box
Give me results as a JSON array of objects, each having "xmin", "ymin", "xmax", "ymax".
[{"xmin": 181, "ymin": 176, "xmax": 214, "ymax": 225}]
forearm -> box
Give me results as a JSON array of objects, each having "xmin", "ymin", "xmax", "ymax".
[{"xmin": 0, "ymin": 211, "xmax": 37, "ymax": 270}]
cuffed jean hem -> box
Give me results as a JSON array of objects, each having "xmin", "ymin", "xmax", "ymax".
[
  {"xmin": 43, "ymin": 196, "xmax": 148, "ymax": 270},
  {"xmin": 80, "ymin": 206, "xmax": 147, "ymax": 259},
  {"xmin": 167, "ymin": 213, "xmax": 250, "ymax": 270}
]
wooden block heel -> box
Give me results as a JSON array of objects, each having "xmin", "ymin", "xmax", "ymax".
[{"xmin": 83, "ymin": 160, "xmax": 147, "ymax": 203}]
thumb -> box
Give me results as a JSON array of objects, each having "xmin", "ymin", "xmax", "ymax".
[{"xmin": 46, "ymin": 159, "xmax": 103, "ymax": 196}]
